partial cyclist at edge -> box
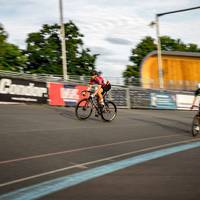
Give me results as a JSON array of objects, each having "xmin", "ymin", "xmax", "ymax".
[
  {"xmin": 191, "ymin": 83, "xmax": 200, "ymax": 136},
  {"xmin": 191, "ymin": 83, "xmax": 200, "ymax": 109}
]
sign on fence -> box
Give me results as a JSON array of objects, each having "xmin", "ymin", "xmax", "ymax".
[
  {"xmin": 130, "ymin": 89, "xmax": 151, "ymax": 108},
  {"xmin": 151, "ymin": 92, "xmax": 176, "ymax": 109},
  {"xmin": 48, "ymin": 82, "xmax": 87, "ymax": 106},
  {"xmin": 176, "ymin": 94, "xmax": 199, "ymax": 110},
  {"xmin": 0, "ymin": 77, "xmax": 48, "ymax": 103},
  {"xmin": 109, "ymin": 87, "xmax": 129, "ymax": 108}
]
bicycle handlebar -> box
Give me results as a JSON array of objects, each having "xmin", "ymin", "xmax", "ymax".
[
  {"xmin": 81, "ymin": 90, "xmax": 93, "ymax": 96},
  {"xmin": 192, "ymin": 105, "xmax": 199, "ymax": 108},
  {"xmin": 191, "ymin": 105, "xmax": 199, "ymax": 110},
  {"xmin": 81, "ymin": 90, "xmax": 108, "ymax": 98}
]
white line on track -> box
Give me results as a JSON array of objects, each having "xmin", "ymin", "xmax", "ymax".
[
  {"xmin": 1, "ymin": 123, "xmax": 147, "ymax": 134},
  {"xmin": 0, "ymin": 137, "xmax": 200, "ymax": 188},
  {"xmin": 0, "ymin": 134, "xmax": 182, "ymax": 165}
]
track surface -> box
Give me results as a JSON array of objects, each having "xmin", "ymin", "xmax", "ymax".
[{"xmin": 0, "ymin": 104, "xmax": 200, "ymax": 200}]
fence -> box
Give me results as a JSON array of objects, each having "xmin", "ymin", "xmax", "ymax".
[
  {"xmin": 1, "ymin": 70, "xmax": 199, "ymax": 91},
  {"xmin": 0, "ymin": 70, "xmax": 124, "ymax": 86},
  {"xmin": 108, "ymin": 86, "xmax": 130, "ymax": 108},
  {"xmin": 0, "ymin": 70, "xmax": 198, "ymax": 110},
  {"xmin": 129, "ymin": 86, "xmax": 198, "ymax": 110}
]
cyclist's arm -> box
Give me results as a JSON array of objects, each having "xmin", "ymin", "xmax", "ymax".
[
  {"xmin": 191, "ymin": 96, "xmax": 197, "ymax": 108},
  {"xmin": 191, "ymin": 90, "xmax": 198, "ymax": 109},
  {"xmin": 87, "ymin": 78, "xmax": 94, "ymax": 91},
  {"xmin": 87, "ymin": 84, "xmax": 92, "ymax": 91},
  {"xmin": 93, "ymin": 85, "xmax": 102, "ymax": 96}
]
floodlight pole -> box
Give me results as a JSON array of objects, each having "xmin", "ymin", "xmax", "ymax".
[
  {"xmin": 155, "ymin": 6, "xmax": 200, "ymax": 89},
  {"xmin": 155, "ymin": 15, "xmax": 164, "ymax": 89},
  {"xmin": 59, "ymin": 0, "xmax": 67, "ymax": 80}
]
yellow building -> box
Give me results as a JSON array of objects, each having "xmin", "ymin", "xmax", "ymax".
[{"xmin": 141, "ymin": 51, "xmax": 200, "ymax": 90}]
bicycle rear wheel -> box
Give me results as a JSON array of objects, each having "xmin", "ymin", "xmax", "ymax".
[
  {"xmin": 101, "ymin": 101, "xmax": 117, "ymax": 122},
  {"xmin": 192, "ymin": 114, "xmax": 200, "ymax": 137},
  {"xmin": 75, "ymin": 98, "xmax": 93, "ymax": 120}
]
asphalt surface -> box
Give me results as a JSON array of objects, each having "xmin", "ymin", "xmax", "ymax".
[{"xmin": 0, "ymin": 104, "xmax": 200, "ymax": 200}]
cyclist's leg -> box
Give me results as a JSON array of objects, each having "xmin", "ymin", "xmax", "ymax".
[{"xmin": 97, "ymin": 88, "xmax": 104, "ymax": 105}]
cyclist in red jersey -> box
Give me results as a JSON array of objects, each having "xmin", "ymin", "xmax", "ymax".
[
  {"xmin": 191, "ymin": 83, "xmax": 200, "ymax": 109},
  {"xmin": 88, "ymin": 70, "xmax": 111, "ymax": 106}
]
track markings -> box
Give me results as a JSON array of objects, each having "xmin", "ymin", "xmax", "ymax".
[
  {"xmin": 0, "ymin": 140, "xmax": 200, "ymax": 200},
  {"xmin": 0, "ymin": 134, "xmax": 182, "ymax": 165},
  {"xmin": 0, "ymin": 138, "xmax": 199, "ymax": 188}
]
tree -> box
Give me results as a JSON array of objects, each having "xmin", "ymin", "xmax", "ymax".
[
  {"xmin": 160, "ymin": 36, "xmax": 188, "ymax": 51},
  {"xmin": 0, "ymin": 24, "xmax": 8, "ymax": 43},
  {"xmin": 75, "ymin": 48, "xmax": 98, "ymax": 75},
  {"xmin": 129, "ymin": 36, "xmax": 156, "ymax": 69},
  {"xmin": 123, "ymin": 36, "xmax": 156, "ymax": 85},
  {"xmin": 25, "ymin": 21, "xmax": 97, "ymax": 75},
  {"xmin": 0, "ymin": 24, "xmax": 27, "ymax": 72},
  {"xmin": 186, "ymin": 43, "xmax": 200, "ymax": 52},
  {"xmin": 123, "ymin": 35, "xmax": 200, "ymax": 84}
]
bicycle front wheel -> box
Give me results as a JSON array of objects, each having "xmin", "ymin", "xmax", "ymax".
[
  {"xmin": 75, "ymin": 98, "xmax": 93, "ymax": 120},
  {"xmin": 192, "ymin": 114, "xmax": 200, "ymax": 137},
  {"xmin": 101, "ymin": 101, "xmax": 117, "ymax": 122}
]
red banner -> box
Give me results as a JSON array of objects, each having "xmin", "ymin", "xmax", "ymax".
[{"xmin": 48, "ymin": 82, "xmax": 88, "ymax": 106}]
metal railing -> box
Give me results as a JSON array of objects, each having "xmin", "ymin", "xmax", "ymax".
[
  {"xmin": 0, "ymin": 70, "xmax": 198, "ymax": 91},
  {"xmin": 0, "ymin": 70, "xmax": 125, "ymax": 86},
  {"xmin": 0, "ymin": 70, "xmax": 89, "ymax": 84}
]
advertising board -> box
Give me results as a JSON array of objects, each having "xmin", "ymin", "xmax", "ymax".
[{"xmin": 0, "ymin": 77, "xmax": 48, "ymax": 103}]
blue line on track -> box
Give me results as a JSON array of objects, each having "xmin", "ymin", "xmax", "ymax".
[{"xmin": 1, "ymin": 141, "xmax": 200, "ymax": 200}]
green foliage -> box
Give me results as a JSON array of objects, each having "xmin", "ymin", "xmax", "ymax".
[
  {"xmin": 123, "ymin": 35, "xmax": 200, "ymax": 84},
  {"xmin": 25, "ymin": 24, "xmax": 61, "ymax": 74},
  {"xmin": 75, "ymin": 48, "xmax": 98, "ymax": 75},
  {"xmin": 25, "ymin": 21, "xmax": 97, "ymax": 75},
  {"xmin": 129, "ymin": 36, "xmax": 157, "ymax": 67},
  {"xmin": 123, "ymin": 65, "xmax": 140, "ymax": 85},
  {"xmin": 0, "ymin": 23, "xmax": 8, "ymax": 43},
  {"xmin": 123, "ymin": 36, "xmax": 156, "ymax": 85},
  {"xmin": 0, "ymin": 24, "xmax": 27, "ymax": 71},
  {"xmin": 160, "ymin": 36, "xmax": 187, "ymax": 51},
  {"xmin": 186, "ymin": 43, "xmax": 200, "ymax": 52}
]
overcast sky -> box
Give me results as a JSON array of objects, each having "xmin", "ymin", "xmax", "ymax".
[{"xmin": 0, "ymin": 0, "xmax": 200, "ymax": 78}]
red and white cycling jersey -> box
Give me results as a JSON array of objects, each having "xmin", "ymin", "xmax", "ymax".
[{"xmin": 89, "ymin": 76, "xmax": 106, "ymax": 87}]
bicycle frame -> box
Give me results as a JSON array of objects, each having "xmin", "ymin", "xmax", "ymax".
[
  {"xmin": 76, "ymin": 90, "xmax": 117, "ymax": 121},
  {"xmin": 191, "ymin": 105, "xmax": 200, "ymax": 136},
  {"xmin": 90, "ymin": 96, "xmax": 106, "ymax": 114},
  {"xmin": 193, "ymin": 105, "xmax": 200, "ymax": 116},
  {"xmin": 81, "ymin": 90, "xmax": 109, "ymax": 114}
]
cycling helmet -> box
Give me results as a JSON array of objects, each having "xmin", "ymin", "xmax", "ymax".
[
  {"xmin": 91, "ymin": 70, "xmax": 98, "ymax": 76},
  {"xmin": 98, "ymin": 71, "xmax": 102, "ymax": 75}
]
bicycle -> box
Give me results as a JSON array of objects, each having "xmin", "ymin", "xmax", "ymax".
[
  {"xmin": 75, "ymin": 90, "xmax": 117, "ymax": 122},
  {"xmin": 191, "ymin": 105, "xmax": 200, "ymax": 137}
]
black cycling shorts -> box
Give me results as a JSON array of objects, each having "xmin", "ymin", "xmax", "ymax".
[{"xmin": 102, "ymin": 83, "xmax": 111, "ymax": 94}]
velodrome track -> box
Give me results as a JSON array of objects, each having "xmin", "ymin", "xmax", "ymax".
[{"xmin": 0, "ymin": 104, "xmax": 200, "ymax": 200}]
